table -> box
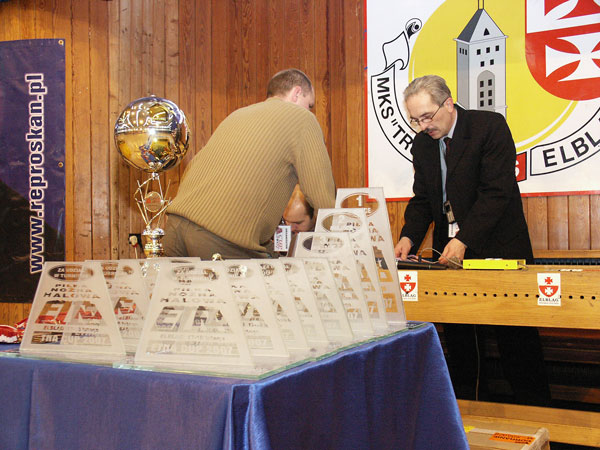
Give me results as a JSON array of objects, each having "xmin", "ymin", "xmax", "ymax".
[{"xmin": 0, "ymin": 323, "xmax": 467, "ymax": 450}]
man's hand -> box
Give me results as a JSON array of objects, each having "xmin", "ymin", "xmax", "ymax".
[
  {"xmin": 394, "ymin": 237, "xmax": 413, "ymax": 260},
  {"xmin": 439, "ymin": 238, "xmax": 466, "ymax": 267}
]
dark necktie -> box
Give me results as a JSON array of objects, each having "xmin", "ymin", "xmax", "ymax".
[{"xmin": 444, "ymin": 137, "xmax": 451, "ymax": 155}]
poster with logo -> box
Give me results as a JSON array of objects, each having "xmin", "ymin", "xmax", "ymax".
[
  {"xmin": 366, "ymin": 0, "xmax": 600, "ymax": 200},
  {"xmin": 0, "ymin": 39, "xmax": 66, "ymax": 302}
]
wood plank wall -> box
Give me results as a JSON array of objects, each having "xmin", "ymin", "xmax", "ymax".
[{"xmin": 0, "ymin": 0, "xmax": 598, "ymax": 322}]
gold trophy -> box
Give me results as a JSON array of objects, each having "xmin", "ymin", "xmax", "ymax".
[{"xmin": 114, "ymin": 96, "xmax": 189, "ymax": 257}]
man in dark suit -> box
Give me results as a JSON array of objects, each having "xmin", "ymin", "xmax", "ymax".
[{"xmin": 394, "ymin": 75, "xmax": 550, "ymax": 406}]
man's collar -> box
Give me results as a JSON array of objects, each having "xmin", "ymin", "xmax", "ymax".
[{"xmin": 444, "ymin": 109, "xmax": 458, "ymax": 140}]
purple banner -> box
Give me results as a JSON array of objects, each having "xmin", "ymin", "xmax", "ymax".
[{"xmin": 0, "ymin": 39, "xmax": 65, "ymax": 302}]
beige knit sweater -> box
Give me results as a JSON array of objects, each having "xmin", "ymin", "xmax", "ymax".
[{"xmin": 167, "ymin": 97, "xmax": 336, "ymax": 252}]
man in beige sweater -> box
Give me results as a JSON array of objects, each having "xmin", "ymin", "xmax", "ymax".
[{"xmin": 164, "ymin": 68, "xmax": 335, "ymax": 259}]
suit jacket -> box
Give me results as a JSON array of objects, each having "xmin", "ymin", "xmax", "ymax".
[{"xmin": 400, "ymin": 105, "xmax": 533, "ymax": 262}]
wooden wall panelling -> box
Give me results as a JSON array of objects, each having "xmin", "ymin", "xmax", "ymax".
[
  {"xmin": 241, "ymin": 0, "xmax": 257, "ymax": 107},
  {"xmin": 547, "ymin": 196, "xmax": 569, "ymax": 250},
  {"xmin": 267, "ymin": 1, "xmax": 284, "ymax": 81},
  {"xmin": 59, "ymin": 0, "xmax": 74, "ymax": 260},
  {"xmin": 45, "ymin": 0, "xmax": 73, "ymax": 260},
  {"xmin": 387, "ymin": 201, "xmax": 399, "ymax": 244},
  {"xmin": 163, "ymin": 0, "xmax": 181, "ymax": 202},
  {"xmin": 328, "ymin": 0, "xmax": 348, "ymax": 189},
  {"xmin": 314, "ymin": 0, "xmax": 331, "ymax": 160},
  {"xmin": 569, "ymin": 195, "xmax": 590, "ymax": 249},
  {"xmin": 108, "ymin": 0, "xmax": 121, "ymax": 260},
  {"xmin": 128, "ymin": 1, "xmax": 144, "ymax": 255},
  {"xmin": 227, "ymin": 0, "xmax": 242, "ymax": 116},
  {"xmin": 192, "ymin": 0, "xmax": 210, "ymax": 158},
  {"xmin": 19, "ymin": 0, "xmax": 35, "ymax": 39},
  {"xmin": 151, "ymin": 0, "xmax": 166, "ymax": 99},
  {"xmin": 33, "ymin": 0, "xmax": 49, "ymax": 37},
  {"xmin": 141, "ymin": 0, "xmax": 153, "ymax": 97},
  {"xmin": 179, "ymin": 0, "xmax": 195, "ymax": 135},
  {"xmin": 283, "ymin": 0, "xmax": 301, "ymax": 70},
  {"xmin": 90, "ymin": 0, "xmax": 111, "ymax": 261},
  {"xmin": 0, "ymin": 302, "xmax": 30, "ymax": 327},
  {"xmin": 72, "ymin": 0, "xmax": 93, "ymax": 261},
  {"xmin": 210, "ymin": 1, "xmax": 228, "ymax": 133},
  {"xmin": 527, "ymin": 197, "xmax": 548, "ymax": 250},
  {"xmin": 254, "ymin": 0, "xmax": 270, "ymax": 105},
  {"xmin": 0, "ymin": 1, "xmax": 8, "ymax": 35},
  {"xmin": 299, "ymin": 0, "xmax": 315, "ymax": 99},
  {"xmin": 0, "ymin": 302, "xmax": 22, "ymax": 326},
  {"xmin": 344, "ymin": 0, "xmax": 364, "ymax": 188},
  {"xmin": 394, "ymin": 201, "xmax": 409, "ymax": 245},
  {"xmin": 0, "ymin": 302, "xmax": 22, "ymax": 328},
  {"xmin": 150, "ymin": 0, "xmax": 169, "ymax": 235},
  {"xmin": 116, "ymin": 0, "xmax": 132, "ymax": 259},
  {"xmin": 592, "ymin": 195, "xmax": 600, "ymax": 249}
]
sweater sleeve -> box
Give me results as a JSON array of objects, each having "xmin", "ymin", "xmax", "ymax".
[{"xmin": 292, "ymin": 113, "xmax": 336, "ymax": 211}]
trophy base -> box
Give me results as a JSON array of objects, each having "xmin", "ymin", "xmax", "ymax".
[{"xmin": 143, "ymin": 227, "xmax": 165, "ymax": 258}]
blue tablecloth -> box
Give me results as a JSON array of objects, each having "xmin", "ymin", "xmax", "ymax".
[{"xmin": 0, "ymin": 322, "xmax": 467, "ymax": 450}]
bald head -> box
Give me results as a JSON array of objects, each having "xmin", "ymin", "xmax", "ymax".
[{"xmin": 283, "ymin": 185, "xmax": 315, "ymax": 233}]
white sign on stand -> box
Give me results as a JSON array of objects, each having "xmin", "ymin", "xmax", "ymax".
[
  {"xmin": 336, "ymin": 188, "xmax": 406, "ymax": 324},
  {"xmin": 315, "ymin": 209, "xmax": 389, "ymax": 331},
  {"xmin": 135, "ymin": 261, "xmax": 255, "ymax": 373},
  {"xmin": 20, "ymin": 261, "xmax": 126, "ymax": 363},
  {"xmin": 223, "ymin": 260, "xmax": 290, "ymax": 365},
  {"xmin": 258, "ymin": 260, "xmax": 310, "ymax": 354},
  {"xmin": 293, "ymin": 232, "xmax": 374, "ymax": 338},
  {"xmin": 96, "ymin": 260, "xmax": 150, "ymax": 353},
  {"xmin": 280, "ymin": 257, "xmax": 331, "ymax": 349},
  {"xmin": 285, "ymin": 255, "xmax": 355, "ymax": 344}
]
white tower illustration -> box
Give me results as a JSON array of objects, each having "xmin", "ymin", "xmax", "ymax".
[{"xmin": 455, "ymin": 3, "xmax": 507, "ymax": 117}]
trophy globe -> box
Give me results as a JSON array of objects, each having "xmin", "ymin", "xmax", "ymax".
[{"xmin": 114, "ymin": 96, "xmax": 190, "ymax": 257}]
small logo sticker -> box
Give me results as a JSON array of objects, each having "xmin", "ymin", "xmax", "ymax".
[
  {"xmin": 399, "ymin": 271, "xmax": 418, "ymax": 302},
  {"xmin": 537, "ymin": 273, "xmax": 561, "ymax": 306}
]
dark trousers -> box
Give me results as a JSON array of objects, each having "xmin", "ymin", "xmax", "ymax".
[{"xmin": 443, "ymin": 323, "xmax": 551, "ymax": 406}]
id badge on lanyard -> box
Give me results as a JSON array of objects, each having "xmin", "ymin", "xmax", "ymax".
[{"xmin": 443, "ymin": 200, "xmax": 460, "ymax": 238}]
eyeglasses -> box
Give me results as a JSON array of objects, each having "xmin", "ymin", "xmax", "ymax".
[{"xmin": 409, "ymin": 97, "xmax": 449, "ymax": 128}]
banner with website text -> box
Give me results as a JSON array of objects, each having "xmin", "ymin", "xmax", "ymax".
[
  {"xmin": 366, "ymin": 0, "xmax": 600, "ymax": 200},
  {"xmin": 0, "ymin": 39, "xmax": 65, "ymax": 302}
]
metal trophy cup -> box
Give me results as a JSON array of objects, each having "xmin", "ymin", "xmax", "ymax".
[{"xmin": 114, "ymin": 96, "xmax": 189, "ymax": 257}]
